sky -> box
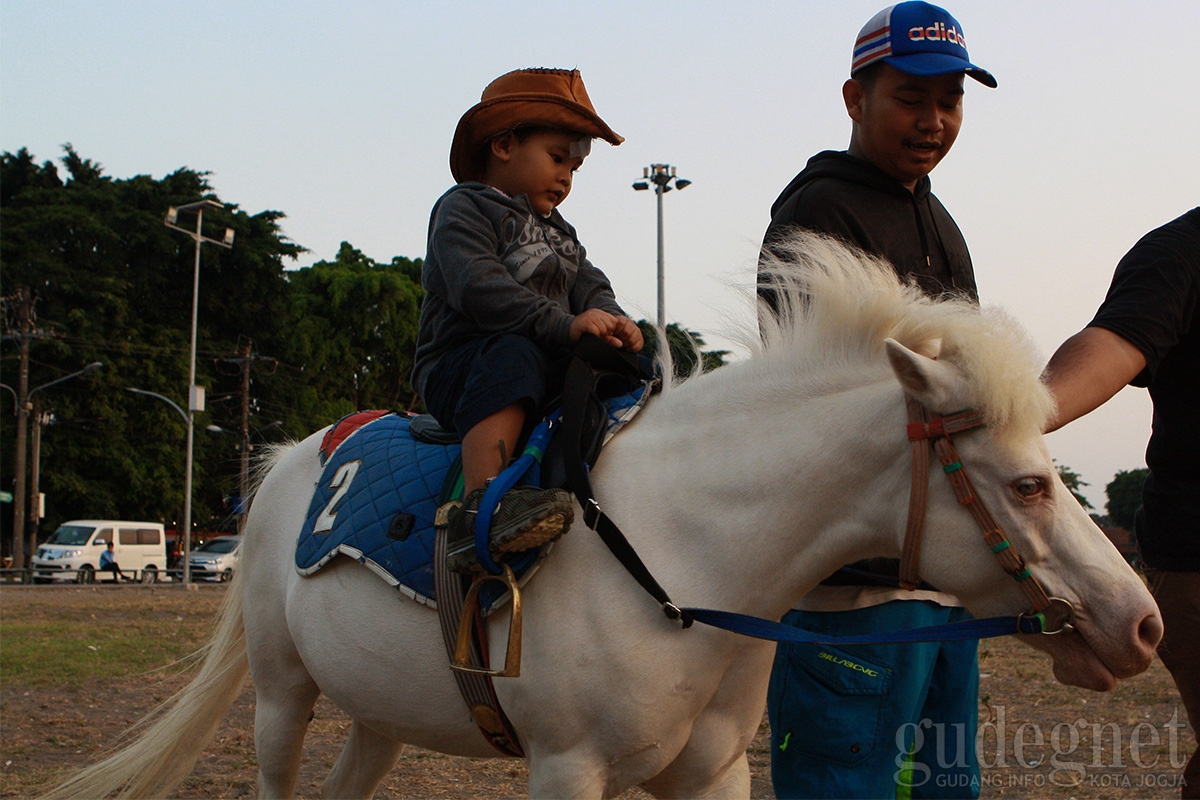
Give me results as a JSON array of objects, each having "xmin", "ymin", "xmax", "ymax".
[{"xmin": 3, "ymin": 0, "xmax": 1198, "ymax": 511}]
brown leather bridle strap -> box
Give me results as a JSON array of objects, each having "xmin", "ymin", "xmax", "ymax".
[
  {"xmin": 900, "ymin": 397, "xmax": 931, "ymax": 590},
  {"xmin": 902, "ymin": 396, "xmax": 1055, "ymax": 615},
  {"xmin": 930, "ymin": 434, "xmax": 1055, "ymax": 613}
]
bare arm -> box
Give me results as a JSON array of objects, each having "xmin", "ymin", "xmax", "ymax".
[{"xmin": 1042, "ymin": 326, "xmax": 1147, "ymax": 433}]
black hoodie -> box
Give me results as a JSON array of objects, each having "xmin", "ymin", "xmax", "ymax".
[{"xmin": 762, "ymin": 150, "xmax": 977, "ymax": 301}]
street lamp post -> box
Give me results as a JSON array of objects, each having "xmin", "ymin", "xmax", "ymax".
[
  {"xmin": 632, "ymin": 164, "xmax": 692, "ymax": 330},
  {"xmin": 126, "ymin": 387, "xmax": 192, "ymax": 583},
  {"xmin": 162, "ymin": 200, "xmax": 235, "ymax": 586}
]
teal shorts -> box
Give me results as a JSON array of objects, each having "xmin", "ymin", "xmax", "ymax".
[{"xmin": 767, "ymin": 601, "xmax": 980, "ymax": 799}]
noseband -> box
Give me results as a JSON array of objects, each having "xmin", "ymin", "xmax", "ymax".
[{"xmin": 902, "ymin": 396, "xmax": 1075, "ymax": 635}]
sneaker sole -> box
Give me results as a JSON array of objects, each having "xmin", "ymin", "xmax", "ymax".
[
  {"xmin": 444, "ymin": 515, "xmax": 567, "ymax": 575},
  {"xmin": 495, "ymin": 511, "xmax": 572, "ymax": 554}
]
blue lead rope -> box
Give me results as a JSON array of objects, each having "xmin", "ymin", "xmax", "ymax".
[
  {"xmin": 472, "ymin": 400, "xmax": 1047, "ymax": 643},
  {"xmin": 473, "ymin": 412, "xmax": 559, "ymax": 575},
  {"xmin": 682, "ymin": 606, "xmax": 1045, "ymax": 644}
]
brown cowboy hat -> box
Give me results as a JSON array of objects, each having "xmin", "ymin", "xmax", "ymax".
[{"xmin": 450, "ymin": 67, "xmax": 624, "ymax": 183}]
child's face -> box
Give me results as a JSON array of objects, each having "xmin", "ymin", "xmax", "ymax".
[{"xmin": 487, "ymin": 129, "xmax": 587, "ymax": 216}]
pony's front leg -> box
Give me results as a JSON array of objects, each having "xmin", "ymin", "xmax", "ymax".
[
  {"xmin": 641, "ymin": 751, "xmax": 751, "ymax": 799},
  {"xmin": 321, "ymin": 721, "xmax": 404, "ymax": 799},
  {"xmin": 525, "ymin": 754, "xmax": 610, "ymax": 799},
  {"xmin": 640, "ymin": 646, "xmax": 770, "ymax": 799}
]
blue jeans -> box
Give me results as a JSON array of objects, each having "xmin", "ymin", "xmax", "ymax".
[{"xmin": 767, "ymin": 601, "xmax": 980, "ymax": 799}]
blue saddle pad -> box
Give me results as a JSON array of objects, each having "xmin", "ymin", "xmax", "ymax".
[
  {"xmin": 295, "ymin": 413, "xmax": 457, "ymax": 606},
  {"xmin": 293, "ymin": 381, "xmax": 654, "ymax": 608}
]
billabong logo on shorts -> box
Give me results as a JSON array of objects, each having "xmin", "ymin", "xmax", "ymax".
[{"xmin": 818, "ymin": 650, "xmax": 881, "ymax": 678}]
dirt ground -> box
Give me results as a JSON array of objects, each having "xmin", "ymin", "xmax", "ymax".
[{"xmin": 1, "ymin": 585, "xmax": 1194, "ymax": 799}]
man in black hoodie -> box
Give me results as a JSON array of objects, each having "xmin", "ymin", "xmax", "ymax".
[{"xmin": 760, "ymin": 3, "xmax": 996, "ymax": 798}]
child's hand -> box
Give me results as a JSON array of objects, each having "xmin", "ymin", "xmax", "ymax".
[
  {"xmin": 570, "ymin": 310, "xmax": 643, "ymax": 352},
  {"xmin": 610, "ymin": 315, "xmax": 644, "ymax": 353}
]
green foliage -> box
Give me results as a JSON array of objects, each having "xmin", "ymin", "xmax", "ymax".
[
  {"xmin": 636, "ymin": 321, "xmax": 730, "ymax": 380},
  {"xmin": 280, "ymin": 243, "xmax": 424, "ymax": 432},
  {"xmin": 1106, "ymin": 468, "xmax": 1149, "ymax": 531},
  {"xmin": 1054, "ymin": 461, "xmax": 1093, "ymax": 510}
]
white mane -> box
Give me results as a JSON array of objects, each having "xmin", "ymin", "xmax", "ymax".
[{"xmin": 666, "ymin": 232, "xmax": 1053, "ymax": 439}]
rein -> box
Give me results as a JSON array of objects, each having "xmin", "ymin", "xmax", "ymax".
[{"xmin": 566, "ymin": 376, "xmax": 1074, "ymax": 644}]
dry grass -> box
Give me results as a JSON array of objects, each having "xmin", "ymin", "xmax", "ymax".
[{"xmin": 1, "ymin": 586, "xmax": 1191, "ymax": 798}]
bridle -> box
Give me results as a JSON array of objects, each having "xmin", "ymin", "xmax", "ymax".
[{"xmin": 902, "ymin": 395, "xmax": 1076, "ymax": 635}]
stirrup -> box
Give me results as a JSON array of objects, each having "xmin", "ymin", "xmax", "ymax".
[{"xmin": 451, "ymin": 563, "xmax": 523, "ymax": 678}]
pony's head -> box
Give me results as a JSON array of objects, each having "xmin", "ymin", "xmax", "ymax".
[{"xmin": 746, "ymin": 232, "xmax": 1159, "ymax": 689}]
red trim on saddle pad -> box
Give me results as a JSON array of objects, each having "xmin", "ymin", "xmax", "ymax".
[{"xmin": 319, "ymin": 410, "xmax": 391, "ymax": 464}]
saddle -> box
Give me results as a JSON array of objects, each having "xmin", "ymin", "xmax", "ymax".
[{"xmin": 408, "ymin": 333, "xmax": 651, "ymax": 482}]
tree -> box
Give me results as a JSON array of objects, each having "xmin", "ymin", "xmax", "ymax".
[
  {"xmin": 1053, "ymin": 461, "xmax": 1093, "ymax": 510},
  {"xmin": 635, "ymin": 321, "xmax": 730, "ymax": 380},
  {"xmin": 1106, "ymin": 468, "xmax": 1149, "ymax": 532},
  {"xmin": 1, "ymin": 146, "xmax": 302, "ymax": 543},
  {"xmin": 279, "ymin": 243, "xmax": 424, "ymax": 432}
]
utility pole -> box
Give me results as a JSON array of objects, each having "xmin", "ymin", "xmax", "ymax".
[
  {"xmin": 28, "ymin": 401, "xmax": 48, "ymax": 560},
  {"xmin": 3, "ymin": 288, "xmax": 52, "ymax": 570},
  {"xmin": 9, "ymin": 290, "xmax": 32, "ymax": 571},
  {"xmin": 221, "ymin": 339, "xmax": 276, "ymax": 533},
  {"xmin": 237, "ymin": 341, "xmax": 251, "ymax": 534}
]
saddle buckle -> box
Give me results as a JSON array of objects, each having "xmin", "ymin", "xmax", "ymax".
[{"xmin": 451, "ymin": 563, "xmax": 523, "ymax": 678}]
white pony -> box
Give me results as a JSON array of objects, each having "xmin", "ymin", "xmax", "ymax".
[{"xmin": 47, "ymin": 233, "xmax": 1162, "ymax": 799}]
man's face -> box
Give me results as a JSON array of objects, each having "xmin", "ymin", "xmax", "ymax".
[
  {"xmin": 845, "ymin": 65, "xmax": 964, "ymax": 190},
  {"xmin": 488, "ymin": 129, "xmax": 586, "ymax": 216}
]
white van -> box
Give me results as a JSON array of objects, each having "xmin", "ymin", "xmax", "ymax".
[{"xmin": 31, "ymin": 520, "xmax": 167, "ymax": 584}]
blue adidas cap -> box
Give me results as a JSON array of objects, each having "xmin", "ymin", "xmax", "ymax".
[{"xmin": 852, "ymin": 2, "xmax": 997, "ymax": 88}]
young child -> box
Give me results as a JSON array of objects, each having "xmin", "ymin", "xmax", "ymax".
[{"xmin": 412, "ymin": 68, "xmax": 643, "ymax": 574}]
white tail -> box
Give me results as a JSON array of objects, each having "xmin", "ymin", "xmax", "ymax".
[{"xmin": 41, "ymin": 577, "xmax": 249, "ymax": 799}]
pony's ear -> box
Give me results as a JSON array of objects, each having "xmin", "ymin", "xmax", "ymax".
[{"xmin": 885, "ymin": 338, "xmax": 968, "ymax": 412}]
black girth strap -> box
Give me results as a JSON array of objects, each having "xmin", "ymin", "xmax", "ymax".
[{"xmin": 559, "ymin": 336, "xmax": 692, "ymax": 627}]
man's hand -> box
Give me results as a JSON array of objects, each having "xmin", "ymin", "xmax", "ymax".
[{"xmin": 570, "ymin": 310, "xmax": 644, "ymax": 352}]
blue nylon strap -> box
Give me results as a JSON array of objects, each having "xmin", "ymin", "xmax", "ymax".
[
  {"xmin": 473, "ymin": 413, "xmax": 558, "ymax": 575},
  {"xmin": 682, "ymin": 607, "xmax": 1044, "ymax": 644}
]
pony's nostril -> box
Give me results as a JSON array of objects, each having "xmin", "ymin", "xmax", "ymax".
[{"xmin": 1138, "ymin": 612, "xmax": 1164, "ymax": 652}]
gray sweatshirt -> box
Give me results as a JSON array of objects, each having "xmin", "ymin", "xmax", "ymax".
[{"xmin": 412, "ymin": 183, "xmax": 625, "ymax": 396}]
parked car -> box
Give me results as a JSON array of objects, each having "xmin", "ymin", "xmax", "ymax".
[
  {"xmin": 187, "ymin": 535, "xmax": 241, "ymax": 582},
  {"xmin": 32, "ymin": 520, "xmax": 167, "ymax": 584}
]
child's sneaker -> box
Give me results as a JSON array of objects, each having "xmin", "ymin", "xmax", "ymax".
[{"xmin": 444, "ymin": 486, "xmax": 574, "ymax": 574}]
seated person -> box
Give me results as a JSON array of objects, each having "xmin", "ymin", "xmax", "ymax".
[{"xmin": 99, "ymin": 541, "xmax": 127, "ymax": 582}]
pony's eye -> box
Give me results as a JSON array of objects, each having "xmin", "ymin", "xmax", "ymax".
[{"xmin": 1013, "ymin": 477, "xmax": 1045, "ymax": 500}]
